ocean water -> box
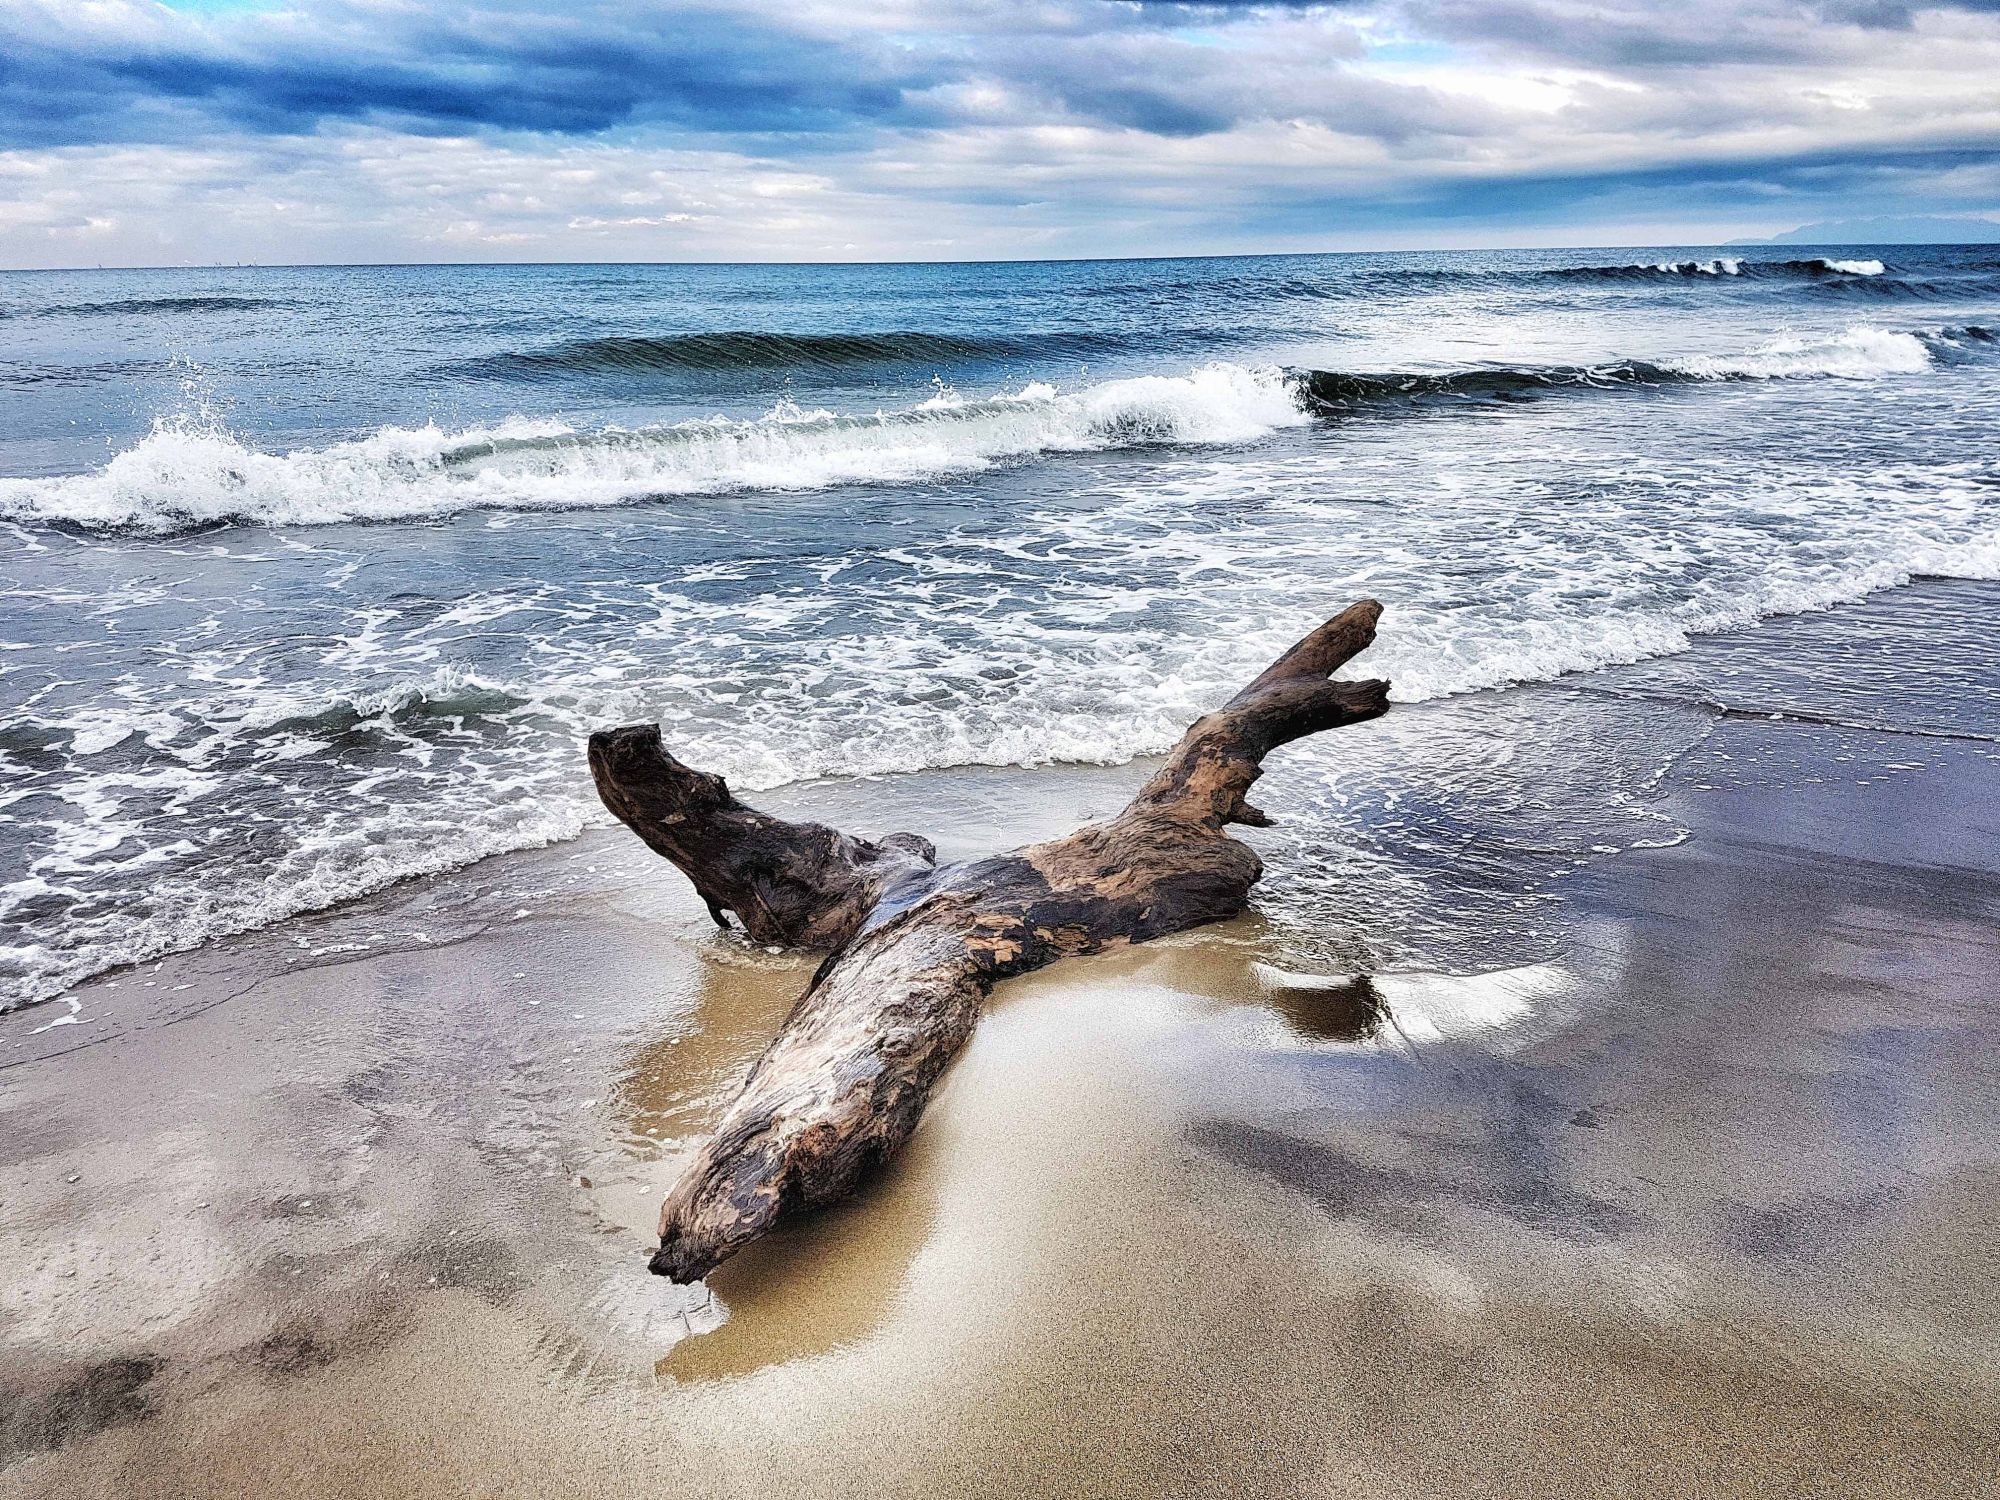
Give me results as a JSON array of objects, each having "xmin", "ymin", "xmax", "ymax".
[{"xmin": 1, "ymin": 246, "xmax": 1997, "ymax": 1009}]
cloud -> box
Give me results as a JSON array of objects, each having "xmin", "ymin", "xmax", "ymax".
[
  {"xmin": 1402, "ymin": 0, "xmax": 2000, "ymax": 68},
  {"xmin": 0, "ymin": 1, "xmax": 934, "ymax": 146},
  {"xmin": 0, "ymin": 0, "xmax": 1996, "ymax": 263}
]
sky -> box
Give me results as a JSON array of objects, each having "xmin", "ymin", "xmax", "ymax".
[{"xmin": 0, "ymin": 0, "xmax": 1997, "ymax": 267}]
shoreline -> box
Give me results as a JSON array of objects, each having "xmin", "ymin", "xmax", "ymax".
[
  {"xmin": 9, "ymin": 555, "xmax": 1994, "ymax": 1027},
  {"xmin": 3, "ymin": 580, "xmax": 1997, "ymax": 1497}
]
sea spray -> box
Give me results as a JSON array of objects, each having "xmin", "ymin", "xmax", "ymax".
[
  {"xmin": 6, "ymin": 327, "xmax": 1989, "ymax": 534},
  {"xmin": 0, "ymin": 363, "xmax": 1308, "ymax": 534}
]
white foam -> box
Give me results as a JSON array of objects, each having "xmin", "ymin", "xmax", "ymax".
[
  {"xmin": 6, "ymin": 510, "xmax": 1996, "ymax": 1013},
  {"xmin": 0, "ymin": 777, "xmax": 596, "ymax": 1014},
  {"xmin": 5, "ymin": 327, "xmax": 1968, "ymax": 540},
  {"xmin": 1379, "ymin": 532, "xmax": 2000, "ymax": 703},
  {"xmin": 1639, "ymin": 257, "xmax": 1883, "ymax": 277},
  {"xmin": 4, "ymin": 327, "xmax": 1997, "ymax": 1013},
  {"xmin": 1665, "ymin": 325, "xmax": 1935, "ymax": 380},
  {"xmin": 0, "ymin": 363, "xmax": 1308, "ymax": 535}
]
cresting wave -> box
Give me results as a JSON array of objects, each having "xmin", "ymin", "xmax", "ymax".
[
  {"xmin": 0, "ymin": 364, "xmax": 1309, "ymax": 534},
  {"xmin": 1303, "ymin": 325, "xmax": 1991, "ymax": 408},
  {"xmin": 1069, "ymin": 257, "xmax": 1909, "ymax": 299},
  {"xmin": 0, "ymin": 327, "xmax": 1986, "ymax": 535},
  {"xmin": 1563, "ymin": 256, "xmax": 2000, "ymax": 300},
  {"xmin": 1549, "ymin": 257, "xmax": 1887, "ymax": 280}
]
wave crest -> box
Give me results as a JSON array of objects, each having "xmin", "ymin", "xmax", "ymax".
[
  {"xmin": 0, "ymin": 363, "xmax": 1308, "ymax": 535},
  {"xmin": 4, "ymin": 327, "xmax": 1983, "ymax": 535},
  {"xmin": 1301, "ymin": 324, "xmax": 1983, "ymax": 409},
  {"xmin": 1549, "ymin": 256, "xmax": 1888, "ymax": 282}
]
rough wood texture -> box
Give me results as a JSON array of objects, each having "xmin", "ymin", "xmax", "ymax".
[{"xmin": 588, "ymin": 599, "xmax": 1391, "ymax": 1281}]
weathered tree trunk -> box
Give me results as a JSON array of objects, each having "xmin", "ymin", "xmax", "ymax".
[{"xmin": 587, "ymin": 600, "xmax": 1390, "ymax": 1282}]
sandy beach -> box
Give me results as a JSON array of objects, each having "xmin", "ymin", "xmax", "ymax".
[
  {"xmin": 3, "ymin": 581, "xmax": 1997, "ymax": 1499},
  {"xmin": 6, "ymin": 4, "xmax": 2000, "ymax": 1493}
]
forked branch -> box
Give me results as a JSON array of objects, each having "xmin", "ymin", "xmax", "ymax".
[{"xmin": 588, "ymin": 599, "xmax": 1390, "ymax": 1280}]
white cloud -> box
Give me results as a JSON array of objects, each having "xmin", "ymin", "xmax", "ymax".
[{"xmin": 0, "ymin": 0, "xmax": 1995, "ymax": 262}]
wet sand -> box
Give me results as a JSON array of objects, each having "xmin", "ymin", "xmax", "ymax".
[{"xmin": 4, "ymin": 585, "xmax": 1998, "ymax": 1498}]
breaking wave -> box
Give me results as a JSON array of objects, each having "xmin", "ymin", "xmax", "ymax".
[
  {"xmin": 0, "ymin": 363, "xmax": 1310, "ymax": 534},
  {"xmin": 2, "ymin": 327, "xmax": 1985, "ymax": 535},
  {"xmin": 1072, "ymin": 257, "xmax": 1909, "ymax": 300},
  {"xmin": 1303, "ymin": 325, "xmax": 1987, "ymax": 408},
  {"xmin": 1548, "ymin": 257, "xmax": 1887, "ymax": 281}
]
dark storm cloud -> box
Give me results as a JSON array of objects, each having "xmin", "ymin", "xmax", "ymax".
[
  {"xmin": 0, "ymin": 3, "xmax": 935, "ymax": 148},
  {"xmin": 1237, "ymin": 142, "xmax": 2000, "ymax": 237},
  {"xmin": 3, "ymin": 0, "xmax": 1997, "ymax": 147},
  {"xmin": 0, "ymin": 0, "xmax": 1995, "ymax": 264},
  {"xmin": 0, "ymin": 0, "xmax": 1461, "ymax": 149}
]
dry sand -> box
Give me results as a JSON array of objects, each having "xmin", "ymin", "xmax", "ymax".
[{"xmin": 3, "ymin": 592, "xmax": 1998, "ymax": 1499}]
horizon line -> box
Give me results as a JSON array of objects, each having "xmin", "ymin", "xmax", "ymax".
[{"xmin": 2, "ymin": 235, "xmax": 1983, "ymax": 276}]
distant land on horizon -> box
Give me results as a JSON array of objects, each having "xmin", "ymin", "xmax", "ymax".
[{"xmin": 1727, "ymin": 214, "xmax": 2000, "ymax": 246}]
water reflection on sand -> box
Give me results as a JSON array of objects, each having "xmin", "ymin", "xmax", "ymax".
[{"xmin": 3, "ymin": 584, "xmax": 1997, "ymax": 1497}]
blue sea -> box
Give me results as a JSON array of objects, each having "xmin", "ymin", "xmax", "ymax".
[{"xmin": 2, "ymin": 246, "xmax": 1997, "ymax": 1010}]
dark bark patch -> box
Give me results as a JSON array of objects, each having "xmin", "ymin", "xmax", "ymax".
[{"xmin": 591, "ymin": 601, "xmax": 1391, "ymax": 1281}]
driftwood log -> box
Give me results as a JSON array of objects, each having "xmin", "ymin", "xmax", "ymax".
[{"xmin": 588, "ymin": 599, "xmax": 1391, "ymax": 1281}]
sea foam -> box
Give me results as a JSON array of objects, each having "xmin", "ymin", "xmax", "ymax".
[
  {"xmin": 7, "ymin": 517, "xmax": 1996, "ymax": 1015},
  {"xmin": 7, "ymin": 253, "xmax": 1999, "ymax": 1017},
  {"xmin": 1556, "ymin": 256, "xmax": 1888, "ymax": 281},
  {"xmin": 1, "ymin": 328, "xmax": 1976, "ymax": 535},
  {"xmin": 0, "ymin": 363, "xmax": 1307, "ymax": 535},
  {"xmin": 1666, "ymin": 324, "xmax": 1936, "ymax": 379}
]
